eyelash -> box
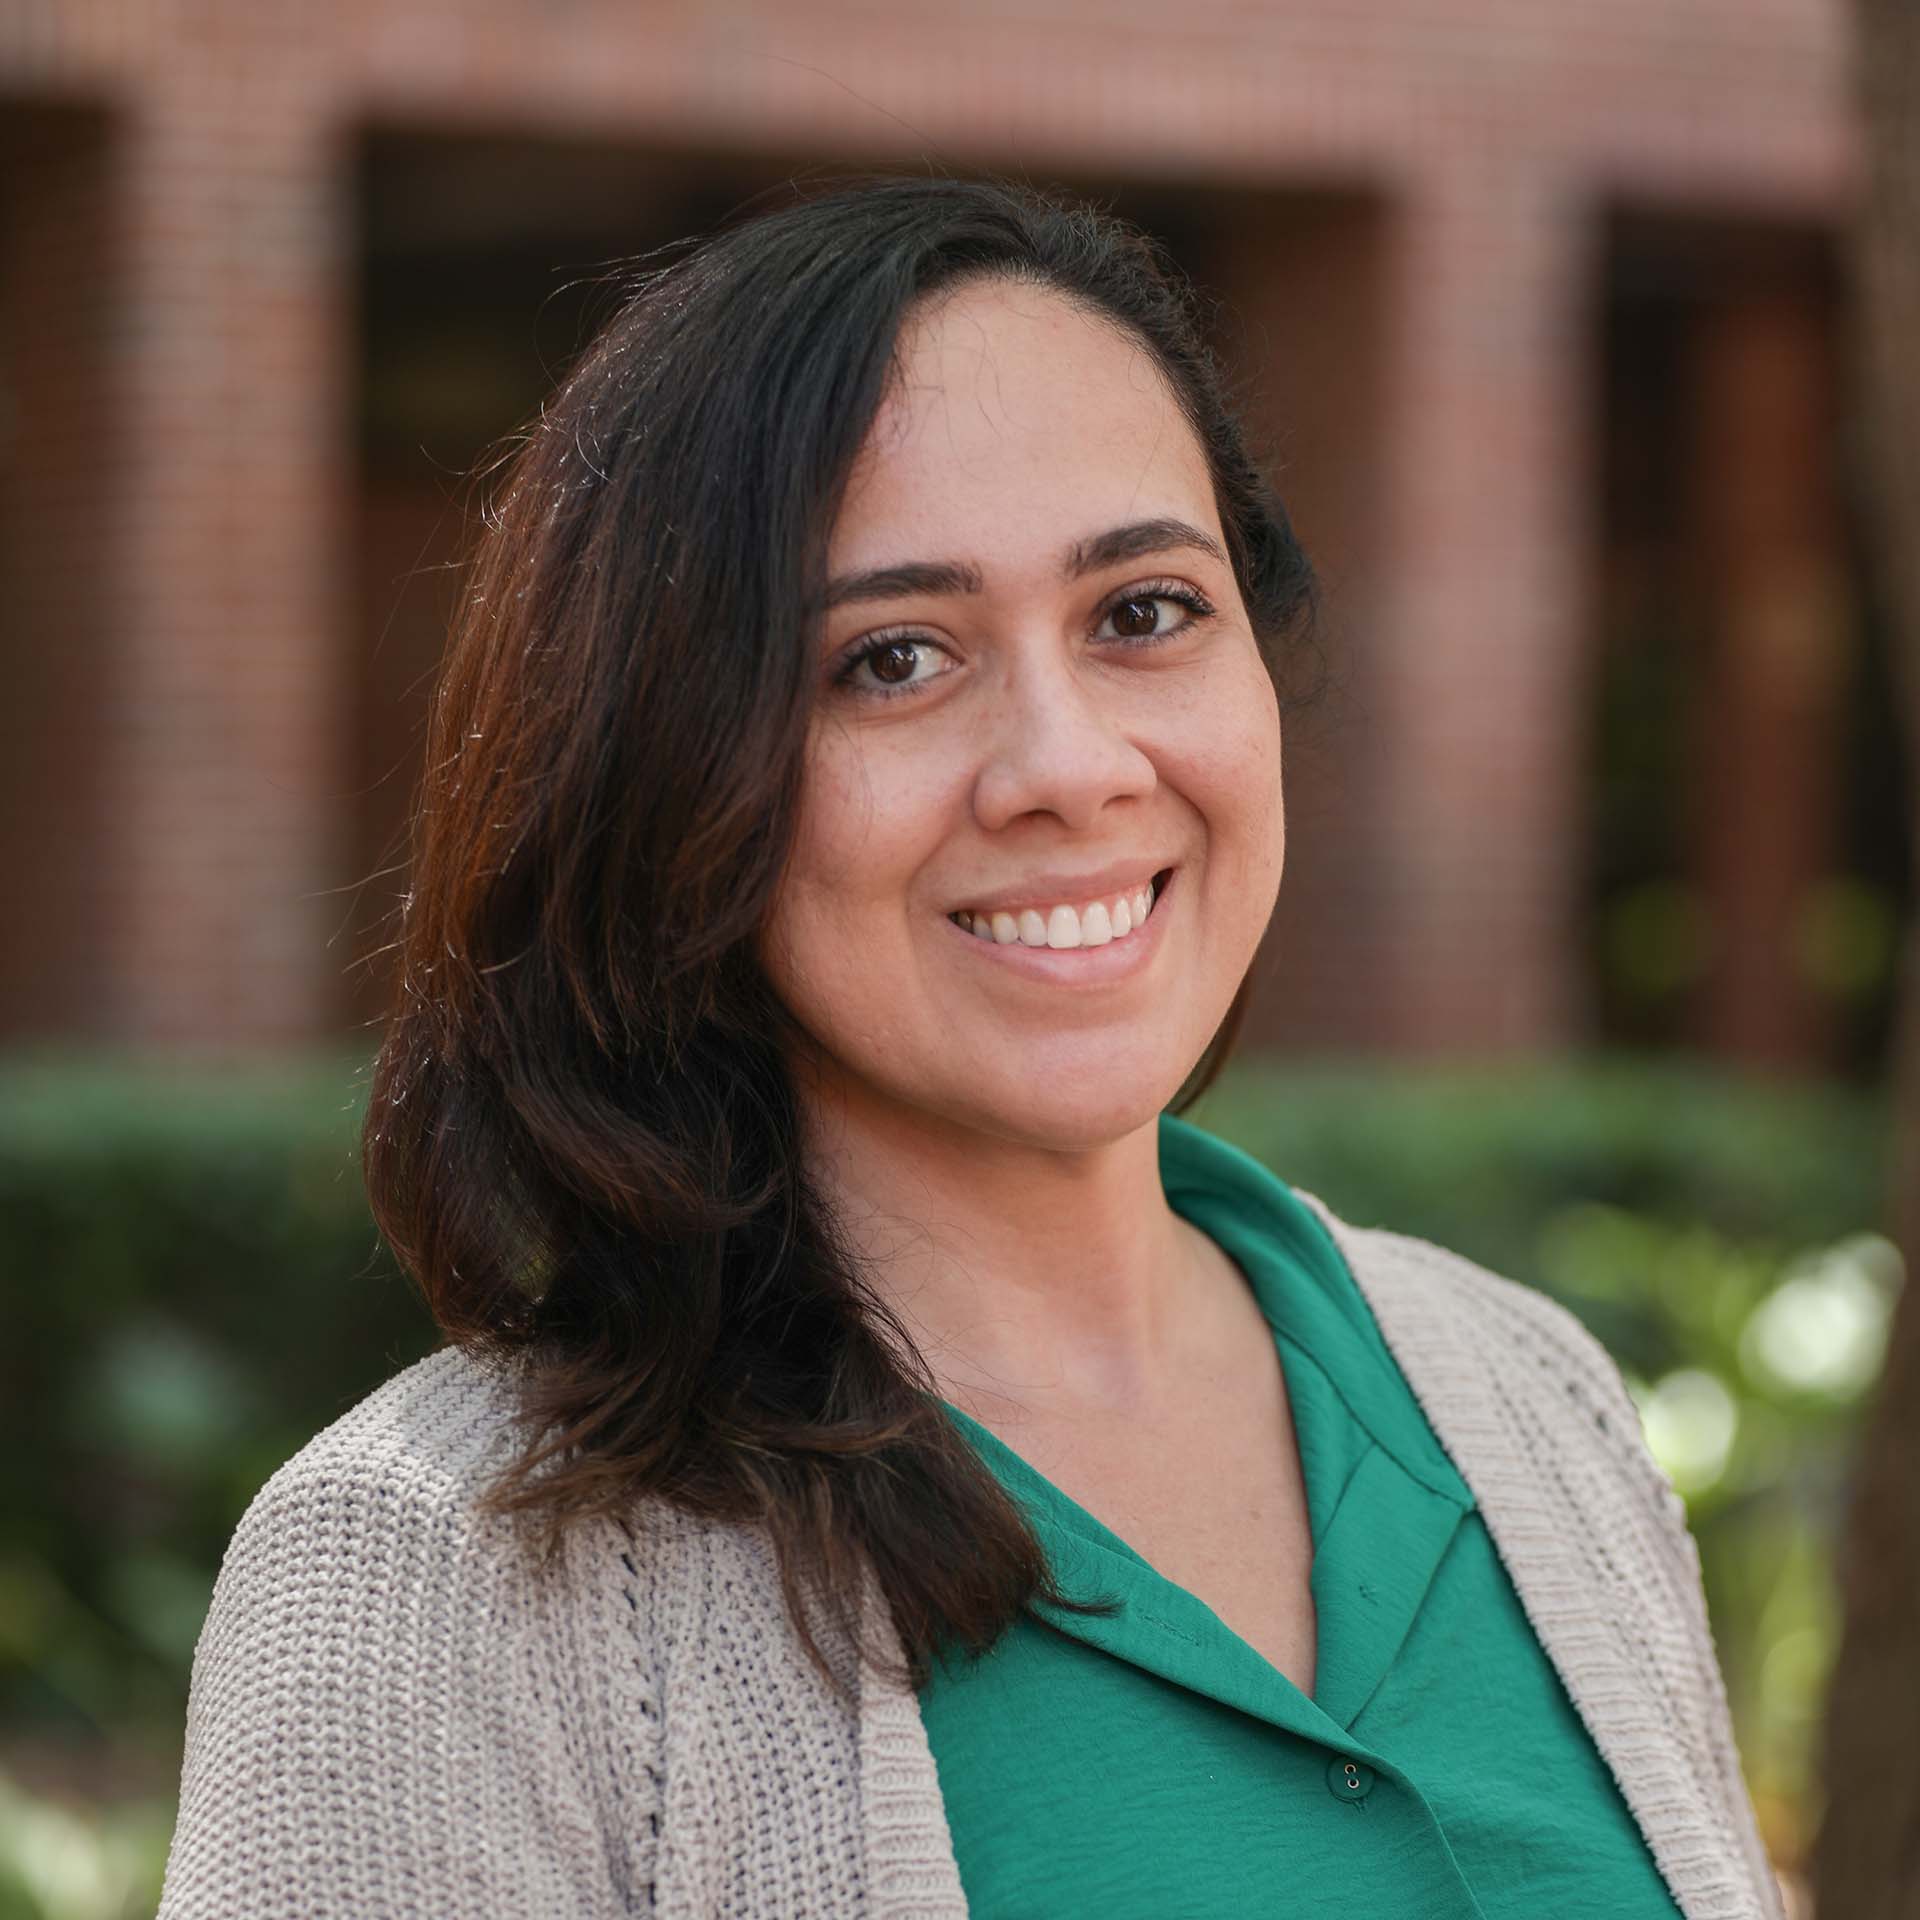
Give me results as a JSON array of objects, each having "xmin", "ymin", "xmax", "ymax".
[{"xmin": 830, "ymin": 578, "xmax": 1219, "ymax": 703}]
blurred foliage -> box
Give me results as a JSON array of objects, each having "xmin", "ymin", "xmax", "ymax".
[
  {"xmin": 0, "ymin": 1052, "xmax": 431, "ymax": 1772},
  {"xmin": 0, "ymin": 1046, "xmax": 1898, "ymax": 1911},
  {"xmin": 0, "ymin": 1782, "xmax": 170, "ymax": 1920}
]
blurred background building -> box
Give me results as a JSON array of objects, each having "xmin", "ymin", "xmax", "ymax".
[{"xmin": 0, "ymin": 0, "xmax": 1906, "ymax": 1079}]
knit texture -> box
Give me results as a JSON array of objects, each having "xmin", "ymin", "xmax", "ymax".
[{"xmin": 157, "ymin": 1193, "xmax": 1784, "ymax": 1920}]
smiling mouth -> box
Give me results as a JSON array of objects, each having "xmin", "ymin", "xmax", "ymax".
[{"xmin": 947, "ymin": 867, "xmax": 1175, "ymax": 950}]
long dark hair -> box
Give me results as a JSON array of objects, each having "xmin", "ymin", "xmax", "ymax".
[{"xmin": 361, "ymin": 172, "xmax": 1325, "ymax": 1699}]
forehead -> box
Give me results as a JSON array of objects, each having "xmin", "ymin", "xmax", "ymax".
[{"xmin": 829, "ymin": 278, "xmax": 1219, "ymax": 575}]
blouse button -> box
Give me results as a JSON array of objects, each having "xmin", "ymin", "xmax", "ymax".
[{"xmin": 1325, "ymin": 1756, "xmax": 1377, "ymax": 1801}]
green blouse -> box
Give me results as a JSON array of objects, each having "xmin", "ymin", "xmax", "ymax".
[{"xmin": 917, "ymin": 1112, "xmax": 1685, "ymax": 1919}]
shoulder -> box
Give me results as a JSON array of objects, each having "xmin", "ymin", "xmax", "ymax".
[
  {"xmin": 231, "ymin": 1343, "xmax": 544, "ymax": 1554},
  {"xmin": 1295, "ymin": 1193, "xmax": 1688, "ymax": 1528},
  {"xmin": 159, "ymin": 1348, "xmax": 678, "ymax": 1917},
  {"xmin": 191, "ymin": 1340, "xmax": 727, "ymax": 1702},
  {"xmin": 1293, "ymin": 1196, "xmax": 1787, "ymax": 1913},
  {"xmin": 198, "ymin": 1346, "xmax": 643, "ymax": 1658}
]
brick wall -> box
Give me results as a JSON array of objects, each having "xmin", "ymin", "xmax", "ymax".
[{"xmin": 0, "ymin": 0, "xmax": 1861, "ymax": 1056}]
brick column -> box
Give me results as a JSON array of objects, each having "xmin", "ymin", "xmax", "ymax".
[
  {"xmin": 1686, "ymin": 279, "xmax": 1848, "ymax": 1070},
  {"xmin": 1368, "ymin": 164, "xmax": 1598, "ymax": 1055},
  {"xmin": 0, "ymin": 105, "xmax": 118, "ymax": 1041},
  {"xmin": 99, "ymin": 81, "xmax": 352, "ymax": 1048},
  {"xmin": 1199, "ymin": 194, "xmax": 1394, "ymax": 1054}
]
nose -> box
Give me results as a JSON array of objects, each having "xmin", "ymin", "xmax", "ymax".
[{"xmin": 970, "ymin": 649, "xmax": 1157, "ymax": 835}]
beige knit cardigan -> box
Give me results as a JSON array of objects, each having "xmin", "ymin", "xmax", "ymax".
[{"xmin": 158, "ymin": 1192, "xmax": 1785, "ymax": 1920}]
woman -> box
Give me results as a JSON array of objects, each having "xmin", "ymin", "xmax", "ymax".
[{"xmin": 158, "ymin": 175, "xmax": 1780, "ymax": 1919}]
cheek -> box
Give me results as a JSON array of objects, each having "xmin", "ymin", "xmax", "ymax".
[
  {"xmin": 1170, "ymin": 652, "xmax": 1284, "ymax": 863},
  {"xmin": 762, "ymin": 732, "xmax": 951, "ymax": 990},
  {"xmin": 1243, "ymin": 687, "xmax": 1287, "ymax": 900},
  {"xmin": 1242, "ymin": 677, "xmax": 1286, "ymax": 847},
  {"xmin": 787, "ymin": 734, "xmax": 921, "ymax": 906}
]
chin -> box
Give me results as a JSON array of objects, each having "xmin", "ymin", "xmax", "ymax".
[{"xmin": 938, "ymin": 1074, "xmax": 1187, "ymax": 1154}]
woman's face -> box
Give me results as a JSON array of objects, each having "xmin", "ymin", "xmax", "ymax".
[{"xmin": 760, "ymin": 276, "xmax": 1284, "ymax": 1151}]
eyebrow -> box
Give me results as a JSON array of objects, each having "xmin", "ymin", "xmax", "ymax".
[{"xmin": 817, "ymin": 516, "xmax": 1228, "ymax": 613}]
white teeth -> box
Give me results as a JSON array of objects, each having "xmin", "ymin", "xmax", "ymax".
[{"xmin": 954, "ymin": 875, "xmax": 1165, "ymax": 950}]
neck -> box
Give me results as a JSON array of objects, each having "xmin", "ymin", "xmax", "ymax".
[{"xmin": 795, "ymin": 1068, "xmax": 1238, "ymax": 1431}]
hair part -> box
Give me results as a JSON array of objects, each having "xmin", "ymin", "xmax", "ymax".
[{"xmin": 361, "ymin": 171, "xmax": 1327, "ymax": 1703}]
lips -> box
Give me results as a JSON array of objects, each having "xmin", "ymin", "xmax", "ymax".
[{"xmin": 946, "ymin": 860, "xmax": 1177, "ymax": 921}]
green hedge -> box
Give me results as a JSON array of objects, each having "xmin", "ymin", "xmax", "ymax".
[
  {"xmin": 0, "ymin": 1052, "xmax": 433, "ymax": 1752},
  {"xmin": 1191, "ymin": 1053, "xmax": 1887, "ymax": 1270}
]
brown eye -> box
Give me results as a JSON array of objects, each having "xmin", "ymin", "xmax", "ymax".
[
  {"xmin": 832, "ymin": 632, "xmax": 956, "ymax": 700},
  {"xmin": 869, "ymin": 640, "xmax": 921, "ymax": 684},
  {"xmin": 1096, "ymin": 582, "xmax": 1215, "ymax": 648},
  {"xmin": 1110, "ymin": 596, "xmax": 1164, "ymax": 639}
]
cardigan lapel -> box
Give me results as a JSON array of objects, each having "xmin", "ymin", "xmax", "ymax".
[
  {"xmin": 1293, "ymin": 1190, "xmax": 1782, "ymax": 1920},
  {"xmin": 852, "ymin": 1566, "xmax": 970, "ymax": 1920}
]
